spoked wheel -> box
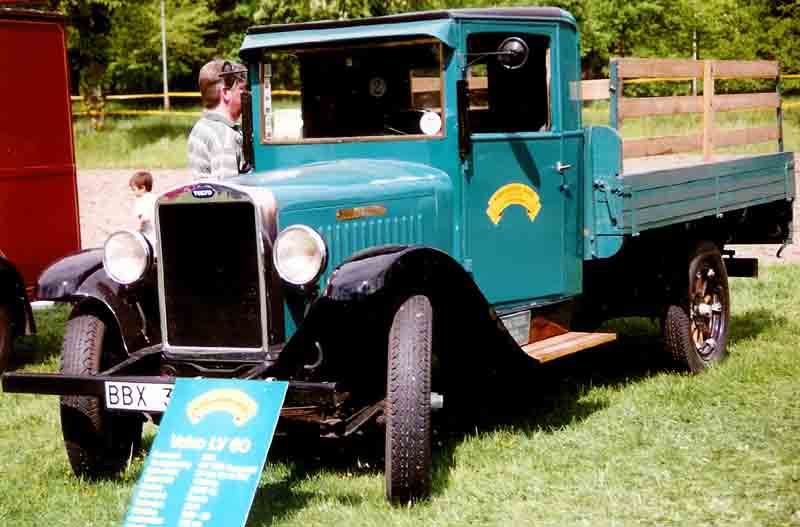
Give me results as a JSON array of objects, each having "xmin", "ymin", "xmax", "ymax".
[
  {"xmin": 60, "ymin": 313, "xmax": 143, "ymax": 478},
  {"xmin": 0, "ymin": 304, "xmax": 13, "ymax": 373},
  {"xmin": 385, "ymin": 295, "xmax": 433, "ymax": 504},
  {"xmin": 663, "ymin": 241, "xmax": 731, "ymax": 373}
]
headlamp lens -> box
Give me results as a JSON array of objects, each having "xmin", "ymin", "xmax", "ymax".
[
  {"xmin": 273, "ymin": 226, "xmax": 327, "ymax": 286},
  {"xmin": 103, "ymin": 230, "xmax": 152, "ymax": 285}
]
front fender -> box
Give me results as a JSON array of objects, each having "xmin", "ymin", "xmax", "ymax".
[
  {"xmin": 276, "ymin": 246, "xmax": 527, "ymax": 394},
  {"xmin": 36, "ymin": 249, "xmax": 104, "ymax": 300},
  {"xmin": 38, "ymin": 249, "xmax": 152, "ymax": 354}
]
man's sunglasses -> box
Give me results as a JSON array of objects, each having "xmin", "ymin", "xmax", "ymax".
[{"xmin": 219, "ymin": 60, "xmax": 247, "ymax": 88}]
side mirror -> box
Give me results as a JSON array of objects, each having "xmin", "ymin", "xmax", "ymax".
[
  {"xmin": 457, "ymin": 79, "xmax": 470, "ymax": 159},
  {"xmin": 497, "ymin": 37, "xmax": 529, "ymax": 70}
]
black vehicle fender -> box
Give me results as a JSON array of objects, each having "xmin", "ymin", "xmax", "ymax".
[
  {"xmin": 37, "ymin": 249, "xmax": 150, "ymax": 355},
  {"xmin": 36, "ymin": 248, "xmax": 105, "ymax": 300},
  {"xmin": 0, "ymin": 254, "xmax": 35, "ymax": 336},
  {"xmin": 278, "ymin": 246, "xmax": 529, "ymax": 396}
]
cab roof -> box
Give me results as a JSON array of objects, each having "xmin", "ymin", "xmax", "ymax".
[{"xmin": 241, "ymin": 7, "xmax": 575, "ymax": 53}]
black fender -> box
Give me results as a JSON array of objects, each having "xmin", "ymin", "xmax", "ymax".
[
  {"xmin": 0, "ymin": 254, "xmax": 35, "ymax": 337},
  {"xmin": 37, "ymin": 249, "xmax": 152, "ymax": 354},
  {"xmin": 36, "ymin": 248, "xmax": 104, "ymax": 300},
  {"xmin": 277, "ymin": 246, "xmax": 529, "ymax": 398}
]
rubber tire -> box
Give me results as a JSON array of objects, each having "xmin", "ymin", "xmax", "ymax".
[
  {"xmin": 385, "ymin": 295, "xmax": 433, "ymax": 504},
  {"xmin": 60, "ymin": 314, "xmax": 142, "ymax": 478},
  {"xmin": 0, "ymin": 304, "xmax": 13, "ymax": 373},
  {"xmin": 663, "ymin": 242, "xmax": 731, "ymax": 373}
]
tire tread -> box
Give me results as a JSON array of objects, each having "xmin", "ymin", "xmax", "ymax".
[{"xmin": 385, "ymin": 295, "xmax": 433, "ymax": 504}]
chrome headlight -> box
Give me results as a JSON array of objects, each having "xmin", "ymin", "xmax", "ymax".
[
  {"xmin": 273, "ymin": 225, "xmax": 327, "ymax": 286},
  {"xmin": 103, "ymin": 230, "xmax": 153, "ymax": 285}
]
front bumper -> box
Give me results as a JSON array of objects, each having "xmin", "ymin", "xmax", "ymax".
[{"xmin": 2, "ymin": 371, "xmax": 342, "ymax": 415}]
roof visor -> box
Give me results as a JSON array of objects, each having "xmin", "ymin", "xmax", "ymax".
[{"xmin": 240, "ymin": 18, "xmax": 457, "ymax": 52}]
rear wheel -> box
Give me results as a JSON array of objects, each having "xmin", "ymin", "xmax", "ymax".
[
  {"xmin": 663, "ymin": 242, "xmax": 730, "ymax": 373},
  {"xmin": 385, "ymin": 295, "xmax": 433, "ymax": 504},
  {"xmin": 0, "ymin": 304, "xmax": 13, "ymax": 373},
  {"xmin": 60, "ymin": 313, "xmax": 142, "ymax": 478}
]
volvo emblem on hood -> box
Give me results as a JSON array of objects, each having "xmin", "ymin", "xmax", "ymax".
[{"xmin": 192, "ymin": 186, "xmax": 215, "ymax": 199}]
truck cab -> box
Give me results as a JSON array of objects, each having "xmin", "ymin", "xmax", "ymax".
[{"xmin": 240, "ymin": 8, "xmax": 583, "ymax": 309}]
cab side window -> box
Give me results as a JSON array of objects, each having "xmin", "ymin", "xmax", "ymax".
[{"xmin": 467, "ymin": 33, "xmax": 551, "ymax": 134}]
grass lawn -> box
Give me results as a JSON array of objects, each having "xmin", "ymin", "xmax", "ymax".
[
  {"xmin": 72, "ymin": 98, "xmax": 299, "ymax": 169},
  {"xmin": 1, "ymin": 265, "xmax": 799, "ymax": 526}
]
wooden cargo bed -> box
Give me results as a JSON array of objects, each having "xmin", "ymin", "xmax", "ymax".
[
  {"xmin": 618, "ymin": 152, "xmax": 794, "ymax": 234},
  {"xmin": 604, "ymin": 58, "xmax": 794, "ymax": 236},
  {"xmin": 623, "ymin": 153, "xmax": 752, "ymax": 176}
]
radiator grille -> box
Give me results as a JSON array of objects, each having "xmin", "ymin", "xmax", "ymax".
[{"xmin": 158, "ymin": 202, "xmax": 263, "ymax": 348}]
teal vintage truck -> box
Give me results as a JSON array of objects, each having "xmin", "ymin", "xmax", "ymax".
[{"xmin": 3, "ymin": 7, "xmax": 794, "ymax": 504}]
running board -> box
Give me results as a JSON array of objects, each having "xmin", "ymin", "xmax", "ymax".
[{"xmin": 522, "ymin": 332, "xmax": 617, "ymax": 363}]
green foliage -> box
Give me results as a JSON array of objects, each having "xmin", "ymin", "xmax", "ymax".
[
  {"xmin": 55, "ymin": 0, "xmax": 799, "ymax": 100},
  {"xmin": 54, "ymin": 0, "xmax": 121, "ymax": 87},
  {"xmin": 105, "ymin": 0, "xmax": 217, "ymax": 92}
]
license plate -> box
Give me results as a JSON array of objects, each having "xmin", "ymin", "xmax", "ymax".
[{"xmin": 105, "ymin": 381, "xmax": 173, "ymax": 412}]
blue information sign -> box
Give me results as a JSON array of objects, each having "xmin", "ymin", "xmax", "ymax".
[{"xmin": 123, "ymin": 378, "xmax": 288, "ymax": 527}]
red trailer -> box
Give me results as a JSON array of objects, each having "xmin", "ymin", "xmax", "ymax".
[{"xmin": 0, "ymin": 5, "xmax": 81, "ymax": 371}]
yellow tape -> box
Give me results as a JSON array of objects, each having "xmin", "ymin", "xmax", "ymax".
[
  {"xmin": 624, "ymin": 76, "xmax": 695, "ymax": 84},
  {"xmin": 71, "ymin": 90, "xmax": 301, "ymax": 101},
  {"xmin": 74, "ymin": 110, "xmax": 201, "ymax": 117},
  {"xmin": 70, "ymin": 76, "xmax": 799, "ymax": 102}
]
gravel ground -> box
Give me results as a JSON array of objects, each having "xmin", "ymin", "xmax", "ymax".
[
  {"xmin": 76, "ymin": 160, "xmax": 800, "ymax": 263},
  {"xmin": 78, "ymin": 169, "xmax": 194, "ymax": 250}
]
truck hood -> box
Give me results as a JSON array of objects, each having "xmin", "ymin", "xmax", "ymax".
[
  {"xmin": 231, "ymin": 159, "xmax": 451, "ymax": 215},
  {"xmin": 228, "ymin": 159, "xmax": 453, "ymax": 271}
]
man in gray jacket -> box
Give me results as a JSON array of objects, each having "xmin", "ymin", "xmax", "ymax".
[{"xmin": 188, "ymin": 60, "xmax": 250, "ymax": 180}]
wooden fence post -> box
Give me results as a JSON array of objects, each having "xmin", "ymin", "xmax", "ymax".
[{"xmin": 702, "ymin": 60, "xmax": 715, "ymax": 161}]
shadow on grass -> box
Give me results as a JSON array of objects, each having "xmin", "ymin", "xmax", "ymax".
[
  {"xmin": 727, "ymin": 308, "xmax": 787, "ymax": 343},
  {"xmin": 249, "ymin": 435, "xmax": 378, "ymax": 522},
  {"xmin": 10, "ymin": 305, "xmax": 69, "ymax": 370},
  {"xmin": 239, "ymin": 309, "xmax": 788, "ymax": 511},
  {"xmin": 62, "ymin": 308, "xmax": 789, "ymax": 517}
]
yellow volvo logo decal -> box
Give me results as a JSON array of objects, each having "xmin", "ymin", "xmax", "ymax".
[
  {"xmin": 186, "ymin": 389, "xmax": 258, "ymax": 427},
  {"xmin": 486, "ymin": 183, "xmax": 542, "ymax": 225}
]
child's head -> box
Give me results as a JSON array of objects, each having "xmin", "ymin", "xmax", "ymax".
[{"xmin": 129, "ymin": 171, "xmax": 153, "ymax": 196}]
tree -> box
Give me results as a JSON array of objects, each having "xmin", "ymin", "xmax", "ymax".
[
  {"xmin": 54, "ymin": 0, "xmax": 121, "ymax": 127},
  {"xmin": 106, "ymin": 0, "xmax": 217, "ymax": 93}
]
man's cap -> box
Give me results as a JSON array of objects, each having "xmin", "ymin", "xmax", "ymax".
[{"xmin": 198, "ymin": 60, "xmax": 247, "ymax": 94}]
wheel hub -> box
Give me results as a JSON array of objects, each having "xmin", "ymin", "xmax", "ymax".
[{"xmin": 690, "ymin": 267, "xmax": 724, "ymax": 358}]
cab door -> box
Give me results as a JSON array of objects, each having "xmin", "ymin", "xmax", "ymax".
[{"xmin": 463, "ymin": 25, "xmax": 575, "ymax": 307}]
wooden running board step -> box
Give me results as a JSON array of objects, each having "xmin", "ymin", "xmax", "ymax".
[{"xmin": 522, "ymin": 332, "xmax": 617, "ymax": 363}]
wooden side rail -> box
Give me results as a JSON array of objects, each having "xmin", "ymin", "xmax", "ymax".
[{"xmin": 603, "ymin": 58, "xmax": 782, "ymax": 160}]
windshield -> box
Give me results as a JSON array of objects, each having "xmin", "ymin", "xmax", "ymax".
[{"xmin": 257, "ymin": 38, "xmax": 446, "ymax": 143}]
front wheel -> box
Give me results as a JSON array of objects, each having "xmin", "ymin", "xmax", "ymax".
[
  {"xmin": 663, "ymin": 241, "xmax": 731, "ymax": 373},
  {"xmin": 60, "ymin": 313, "xmax": 142, "ymax": 478},
  {"xmin": 385, "ymin": 295, "xmax": 433, "ymax": 504}
]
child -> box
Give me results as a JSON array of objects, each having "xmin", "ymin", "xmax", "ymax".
[{"xmin": 129, "ymin": 170, "xmax": 156, "ymax": 247}]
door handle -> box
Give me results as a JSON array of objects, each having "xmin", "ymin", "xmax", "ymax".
[
  {"xmin": 556, "ymin": 161, "xmax": 572, "ymax": 173},
  {"xmin": 557, "ymin": 161, "xmax": 573, "ymax": 194}
]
